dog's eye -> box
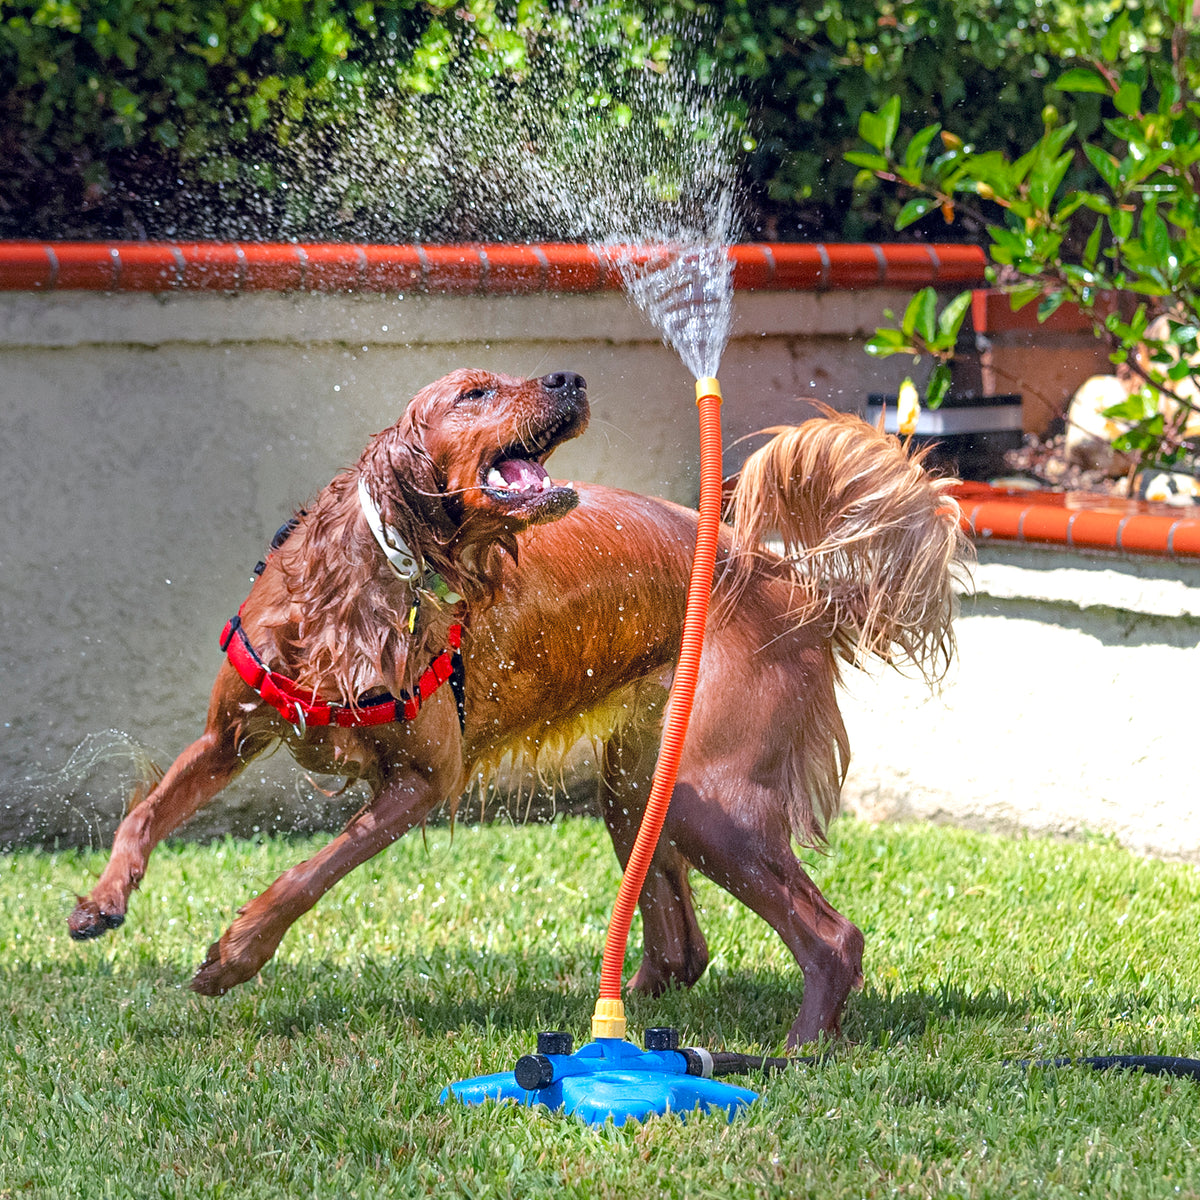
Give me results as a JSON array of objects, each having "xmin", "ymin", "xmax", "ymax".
[{"xmin": 456, "ymin": 388, "xmax": 490, "ymax": 403}]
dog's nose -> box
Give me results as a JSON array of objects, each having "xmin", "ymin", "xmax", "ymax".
[{"xmin": 541, "ymin": 372, "xmax": 586, "ymax": 394}]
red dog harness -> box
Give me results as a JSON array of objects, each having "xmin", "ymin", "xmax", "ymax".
[
  {"xmin": 219, "ymin": 510, "xmax": 467, "ymax": 735},
  {"xmin": 219, "ymin": 613, "xmax": 465, "ymax": 734}
]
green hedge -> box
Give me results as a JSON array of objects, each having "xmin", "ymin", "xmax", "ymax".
[
  {"xmin": 0, "ymin": 1, "xmax": 529, "ymax": 236},
  {"xmin": 0, "ymin": 0, "xmax": 1164, "ymax": 241},
  {"xmin": 711, "ymin": 0, "xmax": 1108, "ymax": 239}
]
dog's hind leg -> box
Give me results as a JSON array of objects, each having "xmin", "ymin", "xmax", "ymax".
[
  {"xmin": 189, "ymin": 758, "xmax": 451, "ymax": 996},
  {"xmin": 598, "ymin": 726, "xmax": 709, "ymax": 996},
  {"xmin": 664, "ymin": 779, "xmax": 864, "ymax": 1050},
  {"xmin": 68, "ymin": 714, "xmax": 248, "ymax": 941}
]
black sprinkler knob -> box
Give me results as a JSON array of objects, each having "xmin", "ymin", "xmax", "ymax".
[
  {"xmin": 536, "ymin": 1030, "xmax": 574, "ymax": 1056},
  {"xmin": 514, "ymin": 1054, "xmax": 555, "ymax": 1091},
  {"xmin": 644, "ymin": 1026, "xmax": 680, "ymax": 1051}
]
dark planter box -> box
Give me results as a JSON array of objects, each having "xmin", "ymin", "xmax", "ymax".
[{"xmin": 866, "ymin": 393, "xmax": 1023, "ymax": 480}]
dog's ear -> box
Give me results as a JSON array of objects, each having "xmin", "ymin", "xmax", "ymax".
[
  {"xmin": 387, "ymin": 437, "xmax": 460, "ymax": 544},
  {"xmin": 358, "ymin": 425, "xmax": 458, "ymax": 559},
  {"xmin": 357, "ymin": 415, "xmax": 514, "ymax": 606}
]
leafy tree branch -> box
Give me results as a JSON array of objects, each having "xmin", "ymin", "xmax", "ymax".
[{"xmin": 850, "ymin": 0, "xmax": 1200, "ymax": 478}]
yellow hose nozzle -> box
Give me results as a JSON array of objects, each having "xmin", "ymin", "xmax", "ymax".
[
  {"xmin": 695, "ymin": 377, "xmax": 722, "ymax": 406},
  {"xmin": 591, "ymin": 997, "xmax": 628, "ymax": 1041}
]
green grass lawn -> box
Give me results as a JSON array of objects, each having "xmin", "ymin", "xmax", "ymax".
[{"xmin": 4, "ymin": 816, "xmax": 1200, "ymax": 1199}]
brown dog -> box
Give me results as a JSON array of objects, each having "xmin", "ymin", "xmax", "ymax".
[{"xmin": 69, "ymin": 369, "xmax": 966, "ymax": 1047}]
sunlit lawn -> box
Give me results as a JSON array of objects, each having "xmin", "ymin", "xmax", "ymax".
[{"xmin": 4, "ymin": 816, "xmax": 1200, "ymax": 1199}]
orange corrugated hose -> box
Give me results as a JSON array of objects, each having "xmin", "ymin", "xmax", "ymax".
[{"xmin": 592, "ymin": 377, "xmax": 724, "ymax": 1041}]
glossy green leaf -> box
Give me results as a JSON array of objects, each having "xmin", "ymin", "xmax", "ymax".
[
  {"xmin": 1110, "ymin": 206, "xmax": 1134, "ymax": 241},
  {"xmin": 902, "ymin": 287, "xmax": 939, "ymax": 344},
  {"xmin": 1114, "ymin": 78, "xmax": 1143, "ymax": 118},
  {"xmin": 903, "ymin": 123, "xmax": 942, "ymax": 170},
  {"xmin": 1054, "ymin": 67, "xmax": 1110, "ymax": 94},
  {"xmin": 1084, "ymin": 144, "xmax": 1122, "ymax": 193},
  {"xmin": 879, "ymin": 95, "xmax": 902, "ymax": 152},
  {"xmin": 1008, "ymin": 283, "xmax": 1045, "ymax": 311},
  {"xmin": 1037, "ymin": 291, "xmax": 1067, "ymax": 322},
  {"xmin": 1029, "ymin": 150, "xmax": 1074, "ymax": 212},
  {"xmin": 895, "ymin": 196, "xmax": 937, "ymax": 230},
  {"xmin": 844, "ymin": 151, "xmax": 889, "ymax": 172},
  {"xmin": 858, "ymin": 96, "xmax": 901, "ymax": 153},
  {"xmin": 1101, "ymin": 10, "xmax": 1131, "ymax": 61},
  {"xmin": 936, "ymin": 290, "xmax": 974, "ymax": 343},
  {"xmin": 925, "ymin": 362, "xmax": 952, "ymax": 409},
  {"xmin": 1104, "ymin": 392, "xmax": 1158, "ymax": 422},
  {"xmin": 865, "ymin": 328, "xmax": 917, "ymax": 358}
]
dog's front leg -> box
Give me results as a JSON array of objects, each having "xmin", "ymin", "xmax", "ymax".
[
  {"xmin": 69, "ymin": 722, "xmax": 244, "ymax": 941},
  {"xmin": 189, "ymin": 760, "xmax": 449, "ymax": 996}
]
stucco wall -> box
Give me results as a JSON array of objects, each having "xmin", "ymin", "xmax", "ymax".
[
  {"xmin": 0, "ymin": 284, "xmax": 924, "ymax": 846},
  {"xmin": 4, "ymin": 277, "xmax": 1195, "ymax": 859},
  {"xmin": 840, "ymin": 544, "xmax": 1200, "ymax": 862}
]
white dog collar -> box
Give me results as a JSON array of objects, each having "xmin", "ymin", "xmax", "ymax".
[{"xmin": 357, "ymin": 475, "xmax": 421, "ymax": 582}]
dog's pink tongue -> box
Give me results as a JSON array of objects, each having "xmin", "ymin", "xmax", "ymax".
[{"xmin": 496, "ymin": 459, "xmax": 549, "ymax": 491}]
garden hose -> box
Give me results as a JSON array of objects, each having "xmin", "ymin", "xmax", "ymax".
[
  {"xmin": 705, "ymin": 1051, "xmax": 1200, "ymax": 1083},
  {"xmin": 592, "ymin": 377, "xmax": 724, "ymax": 1041}
]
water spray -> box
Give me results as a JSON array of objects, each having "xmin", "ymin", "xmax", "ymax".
[{"xmin": 425, "ymin": 14, "xmax": 767, "ymax": 1122}]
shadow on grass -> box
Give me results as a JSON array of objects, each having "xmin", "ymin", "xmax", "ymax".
[
  {"xmin": 24, "ymin": 945, "xmax": 1195, "ymax": 1060},
  {"xmin": 850, "ymin": 978, "xmax": 1038, "ymax": 1043},
  {"xmin": 118, "ymin": 952, "xmax": 1071, "ymax": 1049}
]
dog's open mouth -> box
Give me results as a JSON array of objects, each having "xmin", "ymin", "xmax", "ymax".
[
  {"xmin": 479, "ymin": 405, "xmax": 586, "ymax": 518},
  {"xmin": 484, "ymin": 457, "xmax": 556, "ymax": 495}
]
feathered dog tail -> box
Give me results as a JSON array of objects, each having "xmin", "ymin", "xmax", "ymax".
[{"xmin": 728, "ymin": 408, "xmax": 971, "ymax": 680}]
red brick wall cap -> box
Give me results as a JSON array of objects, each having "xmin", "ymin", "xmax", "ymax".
[
  {"xmin": 0, "ymin": 241, "xmax": 987, "ymax": 295},
  {"xmin": 953, "ymin": 483, "xmax": 1200, "ymax": 560}
]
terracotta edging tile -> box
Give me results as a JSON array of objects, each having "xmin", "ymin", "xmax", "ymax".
[
  {"xmin": 239, "ymin": 243, "xmax": 305, "ymax": 291},
  {"xmin": 53, "ymin": 243, "xmax": 120, "ymax": 289},
  {"xmin": 877, "ymin": 244, "xmax": 939, "ymax": 287},
  {"xmin": 173, "ymin": 243, "xmax": 246, "ymax": 290},
  {"xmin": 538, "ymin": 244, "xmax": 603, "ymax": 292},
  {"xmin": 1115, "ymin": 514, "xmax": 1173, "ymax": 556},
  {"xmin": 478, "ymin": 244, "xmax": 547, "ymax": 294},
  {"xmin": 0, "ymin": 240, "xmax": 56, "ymax": 286},
  {"xmin": 360, "ymin": 245, "xmax": 425, "ymax": 292},
  {"xmin": 966, "ymin": 499, "xmax": 1024, "ymax": 542},
  {"xmin": 0, "ymin": 242, "xmax": 56, "ymax": 288},
  {"xmin": 929, "ymin": 244, "xmax": 990, "ymax": 284},
  {"xmin": 422, "ymin": 245, "xmax": 486, "ymax": 293},
  {"xmin": 825, "ymin": 244, "xmax": 887, "ymax": 288},
  {"xmin": 1017, "ymin": 505, "xmax": 1073, "ymax": 545},
  {"xmin": 299, "ymin": 244, "xmax": 368, "ymax": 291},
  {"xmin": 1169, "ymin": 520, "xmax": 1200, "ymax": 556},
  {"xmin": 0, "ymin": 240, "xmax": 990, "ymax": 296},
  {"xmin": 949, "ymin": 483, "xmax": 1200, "ymax": 560},
  {"xmin": 767, "ymin": 244, "xmax": 827, "ymax": 289},
  {"xmin": 1066, "ymin": 509, "xmax": 1124, "ymax": 551},
  {"xmin": 730, "ymin": 244, "xmax": 776, "ymax": 290},
  {"xmin": 112, "ymin": 243, "xmax": 184, "ymax": 289}
]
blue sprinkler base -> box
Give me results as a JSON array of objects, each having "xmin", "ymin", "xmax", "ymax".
[{"xmin": 440, "ymin": 1035, "xmax": 759, "ymax": 1126}]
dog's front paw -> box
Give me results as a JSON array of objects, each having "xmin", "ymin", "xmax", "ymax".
[
  {"xmin": 190, "ymin": 924, "xmax": 280, "ymax": 996},
  {"xmin": 67, "ymin": 896, "xmax": 126, "ymax": 941},
  {"xmin": 189, "ymin": 938, "xmax": 252, "ymax": 996}
]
